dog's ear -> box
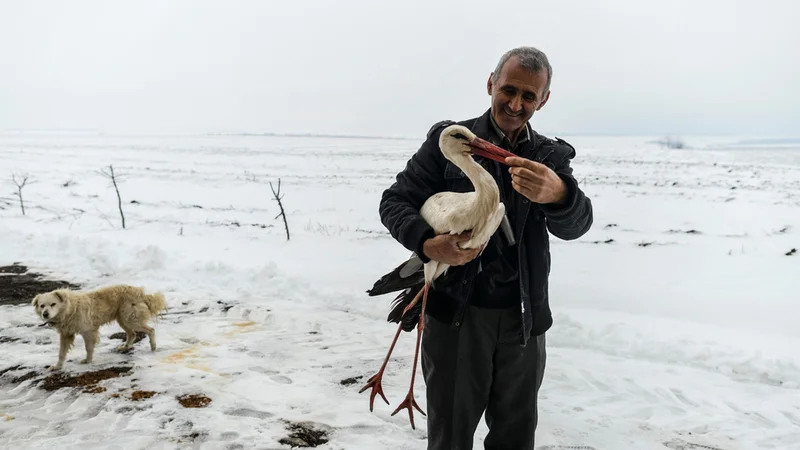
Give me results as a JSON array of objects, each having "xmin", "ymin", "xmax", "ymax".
[
  {"xmin": 32, "ymin": 295, "xmax": 39, "ymax": 307},
  {"xmin": 54, "ymin": 291, "xmax": 66, "ymax": 302}
]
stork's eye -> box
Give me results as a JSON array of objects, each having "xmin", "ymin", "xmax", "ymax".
[{"xmin": 452, "ymin": 133, "xmax": 469, "ymax": 141}]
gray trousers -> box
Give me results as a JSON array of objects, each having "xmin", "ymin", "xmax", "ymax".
[{"xmin": 421, "ymin": 305, "xmax": 547, "ymax": 450}]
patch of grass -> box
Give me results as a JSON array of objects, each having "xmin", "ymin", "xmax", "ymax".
[
  {"xmin": 131, "ymin": 390, "xmax": 158, "ymax": 401},
  {"xmin": 177, "ymin": 393, "xmax": 212, "ymax": 408}
]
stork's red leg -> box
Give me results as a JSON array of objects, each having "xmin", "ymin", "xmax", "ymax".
[
  {"xmin": 359, "ymin": 287, "xmax": 425, "ymax": 411},
  {"xmin": 390, "ymin": 282, "xmax": 430, "ymax": 429}
]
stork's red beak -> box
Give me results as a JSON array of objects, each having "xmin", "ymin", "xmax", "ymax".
[{"xmin": 467, "ymin": 137, "xmax": 516, "ymax": 165}]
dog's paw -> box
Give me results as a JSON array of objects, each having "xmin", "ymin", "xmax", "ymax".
[
  {"xmin": 48, "ymin": 365, "xmax": 63, "ymax": 371},
  {"xmin": 80, "ymin": 358, "xmax": 92, "ymax": 364}
]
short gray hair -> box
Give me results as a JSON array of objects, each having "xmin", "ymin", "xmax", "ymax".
[{"xmin": 491, "ymin": 46, "xmax": 552, "ymax": 93}]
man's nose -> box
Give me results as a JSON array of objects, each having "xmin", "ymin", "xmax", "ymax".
[{"xmin": 509, "ymin": 96, "xmax": 522, "ymax": 112}]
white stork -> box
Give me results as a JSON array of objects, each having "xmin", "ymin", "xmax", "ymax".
[{"xmin": 360, "ymin": 124, "xmax": 516, "ymax": 428}]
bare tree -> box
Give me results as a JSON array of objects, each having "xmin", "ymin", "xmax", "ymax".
[
  {"xmin": 10, "ymin": 172, "xmax": 33, "ymax": 216},
  {"xmin": 270, "ymin": 178, "xmax": 290, "ymax": 241},
  {"xmin": 99, "ymin": 165, "xmax": 126, "ymax": 229}
]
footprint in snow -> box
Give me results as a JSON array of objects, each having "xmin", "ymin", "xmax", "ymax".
[
  {"xmin": 224, "ymin": 408, "xmax": 274, "ymax": 420},
  {"xmin": 248, "ymin": 366, "xmax": 292, "ymax": 384}
]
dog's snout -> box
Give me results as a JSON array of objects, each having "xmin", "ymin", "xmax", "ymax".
[{"xmin": 42, "ymin": 311, "xmax": 49, "ymax": 319}]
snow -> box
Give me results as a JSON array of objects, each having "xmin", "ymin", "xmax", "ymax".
[{"xmin": 1, "ymin": 131, "xmax": 799, "ymax": 449}]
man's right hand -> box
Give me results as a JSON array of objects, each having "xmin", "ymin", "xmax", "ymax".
[{"xmin": 422, "ymin": 231, "xmax": 482, "ymax": 266}]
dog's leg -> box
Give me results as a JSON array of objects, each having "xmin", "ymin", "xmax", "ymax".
[
  {"xmin": 118, "ymin": 324, "xmax": 136, "ymax": 352},
  {"xmin": 52, "ymin": 334, "xmax": 75, "ymax": 370},
  {"xmin": 141, "ymin": 325, "xmax": 157, "ymax": 351},
  {"xmin": 80, "ymin": 330, "xmax": 99, "ymax": 364}
]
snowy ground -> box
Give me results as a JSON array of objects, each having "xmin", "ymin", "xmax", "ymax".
[{"xmin": 1, "ymin": 131, "xmax": 799, "ymax": 449}]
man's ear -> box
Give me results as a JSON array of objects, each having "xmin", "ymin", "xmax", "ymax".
[
  {"xmin": 536, "ymin": 90, "xmax": 551, "ymax": 111},
  {"xmin": 487, "ymin": 73, "xmax": 494, "ymax": 96}
]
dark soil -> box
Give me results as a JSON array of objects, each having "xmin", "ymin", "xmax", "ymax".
[
  {"xmin": 0, "ymin": 263, "xmax": 81, "ymax": 306},
  {"xmin": 131, "ymin": 390, "xmax": 158, "ymax": 401},
  {"xmin": 11, "ymin": 371, "xmax": 38, "ymax": 384},
  {"xmin": 0, "ymin": 365, "xmax": 24, "ymax": 378},
  {"xmin": 340, "ymin": 376, "xmax": 363, "ymax": 386},
  {"xmin": 279, "ymin": 421, "xmax": 330, "ymax": 448},
  {"xmin": 41, "ymin": 366, "xmax": 133, "ymax": 392},
  {"xmin": 177, "ymin": 393, "xmax": 212, "ymax": 408}
]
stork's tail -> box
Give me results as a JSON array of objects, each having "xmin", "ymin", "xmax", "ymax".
[
  {"xmin": 366, "ymin": 253, "xmax": 425, "ymax": 297},
  {"xmin": 387, "ymin": 283, "xmax": 424, "ymax": 332}
]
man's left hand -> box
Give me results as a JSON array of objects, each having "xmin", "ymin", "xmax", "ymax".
[{"xmin": 505, "ymin": 156, "xmax": 567, "ymax": 205}]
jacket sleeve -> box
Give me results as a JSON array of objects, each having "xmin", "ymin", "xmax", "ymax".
[
  {"xmin": 539, "ymin": 140, "xmax": 593, "ymax": 240},
  {"xmin": 378, "ymin": 124, "xmax": 450, "ymax": 262}
]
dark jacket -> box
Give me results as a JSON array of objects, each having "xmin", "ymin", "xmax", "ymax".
[{"xmin": 378, "ymin": 109, "xmax": 593, "ymax": 345}]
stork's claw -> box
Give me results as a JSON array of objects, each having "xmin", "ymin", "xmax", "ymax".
[
  {"xmin": 358, "ymin": 372, "xmax": 390, "ymax": 411},
  {"xmin": 391, "ymin": 391, "xmax": 426, "ymax": 429}
]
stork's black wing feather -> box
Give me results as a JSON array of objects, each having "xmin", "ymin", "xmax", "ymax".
[
  {"xmin": 367, "ymin": 253, "xmax": 426, "ymax": 332},
  {"xmin": 386, "ymin": 283, "xmax": 424, "ymax": 332},
  {"xmin": 366, "ymin": 253, "xmax": 425, "ymax": 297}
]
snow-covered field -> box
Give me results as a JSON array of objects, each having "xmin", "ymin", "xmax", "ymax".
[{"xmin": 1, "ymin": 131, "xmax": 799, "ymax": 450}]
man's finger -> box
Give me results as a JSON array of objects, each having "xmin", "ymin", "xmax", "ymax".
[
  {"xmin": 453, "ymin": 230, "xmax": 474, "ymax": 241},
  {"xmin": 512, "ymin": 174, "xmax": 543, "ymax": 192},
  {"xmin": 506, "ymin": 156, "xmax": 545, "ymax": 171}
]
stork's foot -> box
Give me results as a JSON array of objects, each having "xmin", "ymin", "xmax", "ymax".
[
  {"xmin": 358, "ymin": 371, "xmax": 389, "ymax": 412},
  {"xmin": 390, "ymin": 390, "xmax": 426, "ymax": 430}
]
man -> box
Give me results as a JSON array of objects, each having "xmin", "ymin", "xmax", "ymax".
[{"xmin": 378, "ymin": 46, "xmax": 593, "ymax": 449}]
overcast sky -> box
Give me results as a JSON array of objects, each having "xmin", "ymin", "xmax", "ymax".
[{"xmin": 0, "ymin": 0, "xmax": 797, "ymax": 137}]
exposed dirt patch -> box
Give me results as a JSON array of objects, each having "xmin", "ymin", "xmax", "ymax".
[
  {"xmin": 41, "ymin": 366, "xmax": 133, "ymax": 392},
  {"xmin": 83, "ymin": 386, "xmax": 108, "ymax": 394},
  {"xmin": 0, "ymin": 263, "xmax": 81, "ymax": 306},
  {"xmin": 11, "ymin": 371, "xmax": 38, "ymax": 384},
  {"xmin": 177, "ymin": 431, "xmax": 208, "ymax": 443},
  {"xmin": 177, "ymin": 393, "xmax": 212, "ymax": 408},
  {"xmin": 0, "ymin": 336, "xmax": 20, "ymax": 344},
  {"xmin": 340, "ymin": 376, "xmax": 363, "ymax": 386},
  {"xmin": 278, "ymin": 421, "xmax": 330, "ymax": 448},
  {"xmin": 786, "ymin": 248, "xmax": 796, "ymax": 256},
  {"xmin": 0, "ymin": 264, "xmax": 26, "ymax": 274},
  {"xmin": 131, "ymin": 390, "xmax": 158, "ymax": 401},
  {"xmin": 0, "ymin": 365, "xmax": 24, "ymax": 378},
  {"xmin": 667, "ymin": 229, "xmax": 702, "ymax": 235}
]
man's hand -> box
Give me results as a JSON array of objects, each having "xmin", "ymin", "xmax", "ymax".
[
  {"xmin": 422, "ymin": 231, "xmax": 482, "ymax": 266},
  {"xmin": 505, "ymin": 156, "xmax": 567, "ymax": 205}
]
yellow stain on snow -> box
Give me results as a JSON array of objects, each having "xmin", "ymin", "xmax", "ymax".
[
  {"xmin": 162, "ymin": 341, "xmax": 218, "ymax": 373},
  {"xmin": 2, "ymin": 414, "xmax": 13, "ymax": 422},
  {"xmin": 161, "ymin": 319, "xmax": 261, "ymax": 376},
  {"xmin": 224, "ymin": 320, "xmax": 258, "ymax": 337}
]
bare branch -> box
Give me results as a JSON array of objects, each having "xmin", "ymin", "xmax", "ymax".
[
  {"xmin": 10, "ymin": 172, "xmax": 32, "ymax": 216},
  {"xmin": 270, "ymin": 178, "xmax": 290, "ymax": 241},
  {"xmin": 100, "ymin": 164, "xmax": 126, "ymax": 229}
]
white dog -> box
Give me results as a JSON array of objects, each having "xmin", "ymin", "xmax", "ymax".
[{"xmin": 32, "ymin": 285, "xmax": 167, "ymax": 370}]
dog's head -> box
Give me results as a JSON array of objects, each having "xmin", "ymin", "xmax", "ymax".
[{"xmin": 32, "ymin": 290, "xmax": 68, "ymax": 323}]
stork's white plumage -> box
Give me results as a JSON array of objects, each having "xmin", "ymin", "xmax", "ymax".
[{"xmin": 360, "ymin": 124, "xmax": 517, "ymax": 428}]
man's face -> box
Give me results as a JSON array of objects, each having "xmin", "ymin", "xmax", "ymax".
[{"xmin": 487, "ymin": 56, "xmax": 550, "ymax": 138}]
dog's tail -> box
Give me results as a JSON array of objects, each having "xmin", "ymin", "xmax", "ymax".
[{"xmin": 144, "ymin": 291, "xmax": 168, "ymax": 317}]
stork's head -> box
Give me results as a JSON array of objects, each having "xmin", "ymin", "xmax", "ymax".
[{"xmin": 439, "ymin": 125, "xmax": 516, "ymax": 165}]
